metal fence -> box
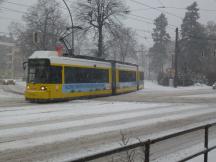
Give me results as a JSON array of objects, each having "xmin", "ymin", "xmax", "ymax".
[{"xmin": 68, "ymin": 122, "xmax": 216, "ymax": 162}]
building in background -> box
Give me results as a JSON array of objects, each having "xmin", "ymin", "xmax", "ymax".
[{"xmin": 0, "ymin": 35, "xmax": 23, "ymax": 79}]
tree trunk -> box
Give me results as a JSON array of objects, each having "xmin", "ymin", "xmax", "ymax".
[{"xmin": 98, "ymin": 25, "xmax": 103, "ymax": 58}]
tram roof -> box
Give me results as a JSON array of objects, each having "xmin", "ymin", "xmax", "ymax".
[
  {"xmin": 29, "ymin": 51, "xmax": 140, "ymax": 69},
  {"xmin": 29, "ymin": 51, "xmax": 112, "ymax": 67}
]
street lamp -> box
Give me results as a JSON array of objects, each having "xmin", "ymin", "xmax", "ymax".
[{"xmin": 62, "ymin": 0, "xmax": 74, "ymax": 56}]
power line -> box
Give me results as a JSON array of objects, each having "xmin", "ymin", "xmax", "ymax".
[
  {"xmin": 127, "ymin": 15, "xmax": 176, "ymax": 41},
  {"xmin": 0, "ymin": 31, "xmax": 11, "ymax": 35},
  {"xmin": 0, "ymin": 6, "xmax": 27, "ymax": 14},
  {"xmin": 160, "ymin": 6, "xmax": 216, "ymax": 12},
  {"xmin": 0, "ymin": 16, "xmax": 19, "ymax": 21},
  {"xmin": 3, "ymin": 0, "xmax": 68, "ymax": 11},
  {"xmin": 3, "ymin": 0, "xmax": 31, "ymax": 8},
  {"xmin": 130, "ymin": 8, "xmax": 154, "ymax": 12},
  {"xmin": 130, "ymin": 0, "xmax": 183, "ymax": 20},
  {"xmin": 130, "ymin": 6, "xmax": 216, "ymax": 14},
  {"xmin": 0, "ymin": 1, "xmax": 69, "ymax": 16},
  {"xmin": 130, "ymin": 13, "xmax": 177, "ymax": 28},
  {"xmin": 184, "ymin": 35, "xmax": 216, "ymax": 41},
  {"xmin": 135, "ymin": 33, "xmax": 153, "ymax": 46},
  {"xmin": 129, "ymin": 13, "xmax": 155, "ymax": 23},
  {"xmin": 134, "ymin": 28, "xmax": 152, "ymax": 33},
  {"xmin": 127, "ymin": 15, "xmax": 155, "ymax": 25},
  {"xmin": 136, "ymin": 34, "xmax": 152, "ymax": 40},
  {"xmin": 128, "ymin": 14, "xmax": 177, "ymax": 30},
  {"xmin": 157, "ymin": 0, "xmax": 165, "ymax": 8}
]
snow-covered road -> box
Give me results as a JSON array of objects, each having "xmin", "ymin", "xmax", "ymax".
[
  {"xmin": 0, "ymin": 81, "xmax": 216, "ymax": 161},
  {"xmin": 0, "ymin": 100, "xmax": 216, "ymax": 162}
]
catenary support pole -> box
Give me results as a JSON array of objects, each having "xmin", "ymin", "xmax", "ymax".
[
  {"xmin": 62, "ymin": 0, "xmax": 74, "ymax": 56},
  {"xmin": 174, "ymin": 28, "xmax": 179, "ymax": 88}
]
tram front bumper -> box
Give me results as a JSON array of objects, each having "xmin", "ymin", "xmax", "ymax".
[{"xmin": 25, "ymin": 90, "xmax": 50, "ymax": 100}]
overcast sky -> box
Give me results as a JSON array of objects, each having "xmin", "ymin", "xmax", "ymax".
[{"xmin": 1, "ymin": 0, "xmax": 216, "ymax": 47}]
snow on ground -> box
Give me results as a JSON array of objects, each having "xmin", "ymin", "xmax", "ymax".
[
  {"xmin": 188, "ymin": 147, "xmax": 216, "ymax": 162},
  {"xmin": 15, "ymin": 80, "xmax": 26, "ymax": 87},
  {"xmin": 0, "ymin": 87, "xmax": 23, "ymax": 98},
  {"xmin": 142, "ymin": 80, "xmax": 211, "ymax": 92},
  {"xmin": 0, "ymin": 80, "xmax": 215, "ymax": 161},
  {"xmin": 7, "ymin": 81, "xmax": 26, "ymax": 95},
  {"xmin": 1, "ymin": 104, "xmax": 215, "ymax": 151},
  {"xmin": 0, "ymin": 80, "xmax": 212, "ymax": 99},
  {"xmin": 0, "ymin": 100, "xmax": 216, "ymax": 161},
  {"xmin": 0, "ymin": 81, "xmax": 25, "ymax": 99},
  {"xmin": 1, "ymin": 80, "xmax": 213, "ymax": 98},
  {"xmin": 180, "ymin": 93, "xmax": 216, "ymax": 98}
]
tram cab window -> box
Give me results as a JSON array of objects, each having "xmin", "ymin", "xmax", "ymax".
[
  {"xmin": 28, "ymin": 59, "xmax": 62, "ymax": 84},
  {"xmin": 28, "ymin": 60, "xmax": 49, "ymax": 84}
]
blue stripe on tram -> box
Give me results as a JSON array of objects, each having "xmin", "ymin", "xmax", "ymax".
[{"xmin": 62, "ymin": 83, "xmax": 108, "ymax": 93}]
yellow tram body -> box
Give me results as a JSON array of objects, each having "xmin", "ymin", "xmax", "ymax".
[
  {"xmin": 115, "ymin": 63, "xmax": 138, "ymax": 94},
  {"xmin": 25, "ymin": 51, "xmax": 144, "ymax": 102}
]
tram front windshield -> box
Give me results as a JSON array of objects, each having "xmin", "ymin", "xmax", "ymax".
[{"xmin": 28, "ymin": 59, "xmax": 49, "ymax": 84}]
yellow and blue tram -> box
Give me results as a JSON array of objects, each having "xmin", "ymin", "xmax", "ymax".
[{"xmin": 25, "ymin": 51, "xmax": 144, "ymax": 102}]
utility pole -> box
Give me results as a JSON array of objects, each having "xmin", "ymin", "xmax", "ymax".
[
  {"xmin": 174, "ymin": 28, "xmax": 179, "ymax": 88},
  {"xmin": 62, "ymin": 0, "xmax": 74, "ymax": 56}
]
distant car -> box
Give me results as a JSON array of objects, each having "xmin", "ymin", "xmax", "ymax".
[
  {"xmin": 3, "ymin": 79, "xmax": 16, "ymax": 85},
  {"xmin": 213, "ymin": 82, "xmax": 216, "ymax": 89}
]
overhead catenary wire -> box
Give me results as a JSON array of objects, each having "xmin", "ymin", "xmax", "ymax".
[
  {"xmin": 127, "ymin": 14, "xmax": 177, "ymax": 31},
  {"xmin": 157, "ymin": 0, "xmax": 165, "ymax": 8},
  {"xmin": 2, "ymin": 0, "xmax": 68, "ymax": 11},
  {"xmin": 1, "ymin": 0, "xmax": 177, "ymax": 30},
  {"xmin": 129, "ymin": 13, "xmax": 177, "ymax": 29},
  {"xmin": 130, "ymin": 0, "xmax": 183, "ymax": 20},
  {"xmin": 129, "ymin": 6, "xmax": 216, "ymax": 14},
  {"xmin": 3, "ymin": 0, "xmax": 31, "ymax": 8},
  {"xmin": 0, "ymin": 0, "xmax": 180, "ymax": 45},
  {"xmin": 126, "ymin": 16, "xmax": 177, "ymax": 41},
  {"xmin": 0, "ymin": 16, "xmax": 19, "ymax": 21},
  {"xmin": 159, "ymin": 6, "xmax": 216, "ymax": 12},
  {"xmin": 0, "ymin": 6, "xmax": 27, "ymax": 14}
]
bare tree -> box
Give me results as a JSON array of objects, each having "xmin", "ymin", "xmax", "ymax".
[
  {"xmin": 107, "ymin": 26, "xmax": 138, "ymax": 63},
  {"xmin": 76, "ymin": 0, "xmax": 129, "ymax": 58},
  {"xmin": 9, "ymin": 0, "xmax": 67, "ymax": 58}
]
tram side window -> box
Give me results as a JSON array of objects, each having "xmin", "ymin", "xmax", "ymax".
[
  {"xmin": 93, "ymin": 69, "xmax": 109, "ymax": 83},
  {"xmin": 49, "ymin": 66, "xmax": 62, "ymax": 84},
  {"xmin": 64, "ymin": 67, "xmax": 109, "ymax": 84},
  {"xmin": 64, "ymin": 67, "xmax": 76, "ymax": 83},
  {"xmin": 119, "ymin": 70, "xmax": 136, "ymax": 82}
]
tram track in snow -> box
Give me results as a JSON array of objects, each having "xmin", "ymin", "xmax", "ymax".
[
  {"xmin": 0, "ymin": 84, "xmax": 216, "ymax": 161},
  {"xmin": 0, "ymin": 100, "xmax": 216, "ymax": 162}
]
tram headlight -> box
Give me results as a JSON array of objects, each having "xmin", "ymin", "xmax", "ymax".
[{"xmin": 40, "ymin": 86, "xmax": 47, "ymax": 91}]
